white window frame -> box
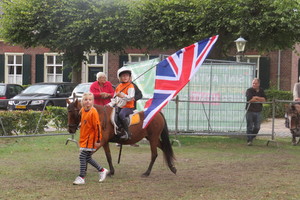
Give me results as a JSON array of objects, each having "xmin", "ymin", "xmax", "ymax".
[
  {"xmin": 243, "ymin": 55, "xmax": 261, "ymax": 78},
  {"xmin": 5, "ymin": 53, "xmax": 24, "ymax": 84},
  {"xmin": 44, "ymin": 53, "xmax": 63, "ymax": 83},
  {"xmin": 82, "ymin": 52, "xmax": 107, "ymax": 82},
  {"xmin": 128, "ymin": 54, "xmax": 149, "ymax": 63}
]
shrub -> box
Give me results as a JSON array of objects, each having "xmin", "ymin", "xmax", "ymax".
[
  {"xmin": 0, "ymin": 110, "xmax": 49, "ymax": 135},
  {"xmin": 264, "ymin": 89, "xmax": 292, "ymax": 118},
  {"xmin": 0, "ymin": 111, "xmax": 19, "ymax": 136},
  {"xmin": 46, "ymin": 106, "xmax": 68, "ymax": 131},
  {"xmin": 0, "ymin": 107, "xmax": 69, "ymax": 135},
  {"xmin": 262, "ymin": 104, "xmax": 272, "ymax": 121},
  {"xmin": 21, "ymin": 84, "xmax": 30, "ymax": 89},
  {"xmin": 17, "ymin": 110, "xmax": 49, "ymax": 134}
]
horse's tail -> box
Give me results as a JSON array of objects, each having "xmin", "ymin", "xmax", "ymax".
[{"xmin": 160, "ymin": 112, "xmax": 177, "ymax": 174}]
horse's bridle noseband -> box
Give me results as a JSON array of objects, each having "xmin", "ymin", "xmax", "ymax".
[{"xmin": 68, "ymin": 107, "xmax": 81, "ymax": 131}]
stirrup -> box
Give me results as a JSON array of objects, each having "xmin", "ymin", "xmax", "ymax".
[
  {"xmin": 120, "ymin": 134, "xmax": 128, "ymax": 140},
  {"xmin": 116, "ymin": 129, "xmax": 123, "ymax": 136},
  {"xmin": 120, "ymin": 131, "xmax": 131, "ymax": 140}
]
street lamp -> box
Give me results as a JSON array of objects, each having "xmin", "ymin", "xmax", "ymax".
[{"xmin": 234, "ymin": 36, "xmax": 247, "ymax": 62}]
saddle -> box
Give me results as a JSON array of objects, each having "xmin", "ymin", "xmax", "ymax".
[{"xmin": 110, "ymin": 107, "xmax": 140, "ymax": 135}]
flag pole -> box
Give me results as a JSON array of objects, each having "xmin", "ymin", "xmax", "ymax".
[
  {"xmin": 131, "ymin": 56, "xmax": 164, "ymax": 84},
  {"xmin": 113, "ymin": 58, "xmax": 160, "ymax": 98}
]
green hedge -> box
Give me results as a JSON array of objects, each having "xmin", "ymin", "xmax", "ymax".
[
  {"xmin": 46, "ymin": 106, "xmax": 68, "ymax": 131},
  {"xmin": 265, "ymin": 89, "xmax": 292, "ymax": 100},
  {"xmin": 0, "ymin": 107, "xmax": 68, "ymax": 136},
  {"xmin": 0, "ymin": 89, "xmax": 293, "ymax": 135},
  {"xmin": 262, "ymin": 89, "xmax": 292, "ymax": 119},
  {"xmin": 0, "ymin": 111, "xmax": 20, "ymax": 135}
]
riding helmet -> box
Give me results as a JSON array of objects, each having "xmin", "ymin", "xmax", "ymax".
[{"xmin": 117, "ymin": 67, "xmax": 132, "ymax": 80}]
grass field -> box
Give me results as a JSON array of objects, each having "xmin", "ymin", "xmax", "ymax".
[{"xmin": 1, "ymin": 134, "xmax": 300, "ymax": 200}]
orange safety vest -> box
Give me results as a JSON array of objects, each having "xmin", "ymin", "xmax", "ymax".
[{"xmin": 115, "ymin": 83, "xmax": 135, "ymax": 109}]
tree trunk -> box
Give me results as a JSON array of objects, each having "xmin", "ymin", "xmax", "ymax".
[{"xmin": 71, "ymin": 67, "xmax": 82, "ymax": 84}]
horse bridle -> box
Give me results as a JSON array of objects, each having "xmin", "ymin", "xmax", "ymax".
[
  {"xmin": 288, "ymin": 109, "xmax": 300, "ymax": 131},
  {"xmin": 68, "ymin": 106, "xmax": 81, "ymax": 131}
]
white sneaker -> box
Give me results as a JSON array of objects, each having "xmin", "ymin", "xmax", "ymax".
[
  {"xmin": 99, "ymin": 168, "xmax": 109, "ymax": 182},
  {"xmin": 73, "ymin": 176, "xmax": 85, "ymax": 185}
]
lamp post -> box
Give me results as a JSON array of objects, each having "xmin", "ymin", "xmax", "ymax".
[{"xmin": 234, "ymin": 36, "xmax": 247, "ymax": 62}]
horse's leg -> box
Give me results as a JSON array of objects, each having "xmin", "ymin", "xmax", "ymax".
[
  {"xmin": 157, "ymin": 141, "xmax": 177, "ymax": 174},
  {"xmin": 102, "ymin": 143, "xmax": 115, "ymax": 176},
  {"xmin": 297, "ymin": 137, "xmax": 300, "ymax": 145},
  {"xmin": 142, "ymin": 140, "xmax": 158, "ymax": 177},
  {"xmin": 293, "ymin": 136, "xmax": 297, "ymax": 146},
  {"xmin": 291, "ymin": 131, "xmax": 297, "ymax": 146}
]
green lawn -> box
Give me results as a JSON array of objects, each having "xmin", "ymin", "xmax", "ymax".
[{"xmin": 1, "ymin": 134, "xmax": 300, "ymax": 200}]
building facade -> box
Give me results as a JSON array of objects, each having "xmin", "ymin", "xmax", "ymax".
[{"xmin": 0, "ymin": 40, "xmax": 299, "ymax": 91}]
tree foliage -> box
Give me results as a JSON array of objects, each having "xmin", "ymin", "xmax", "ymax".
[
  {"xmin": 0, "ymin": 0, "xmax": 131, "ymax": 82},
  {"xmin": 0, "ymin": 0, "xmax": 131, "ymax": 51},
  {"xmin": 0, "ymin": 0, "xmax": 300, "ymax": 77},
  {"xmin": 128, "ymin": 0, "xmax": 300, "ymax": 57}
]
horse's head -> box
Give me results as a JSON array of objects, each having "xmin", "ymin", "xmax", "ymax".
[
  {"xmin": 66, "ymin": 99, "xmax": 81, "ymax": 134},
  {"xmin": 286, "ymin": 104, "xmax": 300, "ymax": 130}
]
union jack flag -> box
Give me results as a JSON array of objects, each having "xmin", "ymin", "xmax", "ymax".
[{"xmin": 142, "ymin": 35, "xmax": 219, "ymax": 128}]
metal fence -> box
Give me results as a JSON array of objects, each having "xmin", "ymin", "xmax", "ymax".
[
  {"xmin": 162, "ymin": 99, "xmax": 292, "ymax": 141},
  {"xmin": 136, "ymin": 98, "xmax": 292, "ymax": 144},
  {"xmin": 0, "ymin": 98, "xmax": 293, "ymax": 145}
]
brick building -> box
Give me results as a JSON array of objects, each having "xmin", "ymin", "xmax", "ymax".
[{"xmin": 0, "ymin": 40, "xmax": 299, "ymax": 91}]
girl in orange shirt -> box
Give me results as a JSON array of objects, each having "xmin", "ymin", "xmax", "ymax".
[{"xmin": 73, "ymin": 92, "xmax": 109, "ymax": 185}]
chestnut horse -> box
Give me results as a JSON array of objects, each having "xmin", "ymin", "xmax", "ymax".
[
  {"xmin": 285, "ymin": 103, "xmax": 300, "ymax": 145},
  {"xmin": 66, "ymin": 99, "xmax": 177, "ymax": 177}
]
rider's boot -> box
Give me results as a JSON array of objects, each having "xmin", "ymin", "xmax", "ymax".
[{"xmin": 120, "ymin": 119, "xmax": 131, "ymax": 140}]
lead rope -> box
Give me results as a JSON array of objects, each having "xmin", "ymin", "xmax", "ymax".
[{"xmin": 102, "ymin": 105, "xmax": 107, "ymax": 131}]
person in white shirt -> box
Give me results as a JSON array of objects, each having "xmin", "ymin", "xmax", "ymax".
[{"xmin": 293, "ymin": 76, "xmax": 300, "ymax": 101}]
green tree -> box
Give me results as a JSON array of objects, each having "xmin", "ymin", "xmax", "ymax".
[
  {"xmin": 1, "ymin": 0, "xmax": 300, "ymax": 81},
  {"xmin": 0, "ymin": 0, "xmax": 131, "ymax": 83},
  {"xmin": 128, "ymin": 0, "xmax": 300, "ymax": 57}
]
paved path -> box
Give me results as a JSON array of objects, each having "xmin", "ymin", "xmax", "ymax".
[
  {"xmin": 259, "ymin": 118, "xmax": 290, "ymax": 137},
  {"xmin": 44, "ymin": 118, "xmax": 291, "ymax": 139}
]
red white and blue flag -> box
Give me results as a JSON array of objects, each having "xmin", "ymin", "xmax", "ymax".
[{"xmin": 142, "ymin": 35, "xmax": 219, "ymax": 128}]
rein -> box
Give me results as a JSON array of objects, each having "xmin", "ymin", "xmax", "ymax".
[
  {"xmin": 68, "ymin": 107, "xmax": 81, "ymax": 130},
  {"xmin": 101, "ymin": 105, "xmax": 108, "ymax": 131}
]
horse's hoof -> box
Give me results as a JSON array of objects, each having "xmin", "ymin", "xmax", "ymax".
[
  {"xmin": 171, "ymin": 167, "xmax": 177, "ymax": 174},
  {"xmin": 141, "ymin": 172, "xmax": 150, "ymax": 177},
  {"xmin": 292, "ymin": 143, "xmax": 297, "ymax": 146},
  {"xmin": 108, "ymin": 171, "xmax": 114, "ymax": 176}
]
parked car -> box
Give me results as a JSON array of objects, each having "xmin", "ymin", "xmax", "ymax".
[
  {"xmin": 8, "ymin": 82, "xmax": 76, "ymax": 111},
  {"xmin": 68, "ymin": 82, "xmax": 93, "ymax": 103},
  {"xmin": 0, "ymin": 83, "xmax": 24, "ymax": 109}
]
